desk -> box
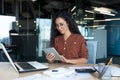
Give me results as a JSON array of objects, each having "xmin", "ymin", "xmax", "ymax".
[{"xmin": 0, "ymin": 62, "xmax": 120, "ymax": 80}]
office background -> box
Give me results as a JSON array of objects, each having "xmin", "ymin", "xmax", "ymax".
[{"xmin": 0, "ymin": 0, "xmax": 120, "ymax": 64}]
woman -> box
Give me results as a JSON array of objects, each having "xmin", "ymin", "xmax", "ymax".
[{"xmin": 46, "ymin": 11, "xmax": 88, "ymax": 64}]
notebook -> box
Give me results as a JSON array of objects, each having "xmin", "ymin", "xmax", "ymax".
[{"xmin": 0, "ymin": 42, "xmax": 48, "ymax": 73}]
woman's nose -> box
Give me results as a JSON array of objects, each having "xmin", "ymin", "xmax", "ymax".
[{"xmin": 58, "ymin": 26, "xmax": 62, "ymax": 29}]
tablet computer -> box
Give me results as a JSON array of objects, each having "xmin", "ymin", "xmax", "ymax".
[{"xmin": 42, "ymin": 47, "xmax": 62, "ymax": 60}]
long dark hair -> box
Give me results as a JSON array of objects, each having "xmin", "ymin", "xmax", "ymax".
[{"xmin": 50, "ymin": 11, "xmax": 81, "ymax": 46}]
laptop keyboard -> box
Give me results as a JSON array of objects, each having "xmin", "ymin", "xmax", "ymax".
[{"xmin": 17, "ymin": 62, "xmax": 36, "ymax": 70}]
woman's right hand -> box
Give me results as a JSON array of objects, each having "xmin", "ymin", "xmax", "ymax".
[{"xmin": 46, "ymin": 52, "xmax": 55, "ymax": 63}]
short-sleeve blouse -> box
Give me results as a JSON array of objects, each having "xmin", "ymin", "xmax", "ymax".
[{"xmin": 54, "ymin": 33, "xmax": 88, "ymax": 59}]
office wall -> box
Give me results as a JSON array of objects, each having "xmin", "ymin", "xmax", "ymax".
[
  {"xmin": 87, "ymin": 29, "xmax": 107, "ymax": 59},
  {"xmin": 0, "ymin": 15, "xmax": 15, "ymax": 45},
  {"xmin": 107, "ymin": 12, "xmax": 120, "ymax": 56},
  {"xmin": 94, "ymin": 30, "xmax": 107, "ymax": 59}
]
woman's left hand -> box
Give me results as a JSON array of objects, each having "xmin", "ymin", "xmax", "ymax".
[{"xmin": 60, "ymin": 55, "xmax": 70, "ymax": 63}]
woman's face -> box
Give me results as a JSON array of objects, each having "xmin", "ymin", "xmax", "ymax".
[{"xmin": 55, "ymin": 17, "xmax": 69, "ymax": 35}]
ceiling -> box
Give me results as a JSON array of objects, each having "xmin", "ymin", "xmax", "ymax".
[{"xmin": 0, "ymin": 0, "xmax": 120, "ymax": 20}]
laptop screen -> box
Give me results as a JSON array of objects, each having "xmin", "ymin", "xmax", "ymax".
[{"xmin": 0, "ymin": 43, "xmax": 19, "ymax": 73}]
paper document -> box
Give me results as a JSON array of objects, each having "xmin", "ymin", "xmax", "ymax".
[
  {"xmin": 15, "ymin": 67, "xmax": 95, "ymax": 80},
  {"xmin": 14, "ymin": 73, "xmax": 94, "ymax": 80},
  {"xmin": 111, "ymin": 66, "xmax": 120, "ymax": 76},
  {"xmin": 43, "ymin": 67, "xmax": 74, "ymax": 77},
  {"xmin": 14, "ymin": 74, "xmax": 50, "ymax": 80},
  {"xmin": 94, "ymin": 65, "xmax": 120, "ymax": 77}
]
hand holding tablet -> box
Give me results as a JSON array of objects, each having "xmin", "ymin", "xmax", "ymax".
[{"xmin": 43, "ymin": 47, "xmax": 62, "ymax": 60}]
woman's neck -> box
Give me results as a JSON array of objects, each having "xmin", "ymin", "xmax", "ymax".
[{"xmin": 63, "ymin": 31, "xmax": 72, "ymax": 40}]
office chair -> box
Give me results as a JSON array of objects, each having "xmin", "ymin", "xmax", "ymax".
[{"xmin": 86, "ymin": 41, "xmax": 97, "ymax": 64}]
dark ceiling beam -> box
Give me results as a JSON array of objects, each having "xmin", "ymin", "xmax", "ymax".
[
  {"xmin": 15, "ymin": 0, "xmax": 19, "ymax": 21},
  {"xmin": 1, "ymin": 0, "xmax": 120, "ymax": 19},
  {"xmin": 27, "ymin": 0, "xmax": 35, "ymax": 19},
  {"xmin": 19, "ymin": 1, "xmax": 33, "ymax": 19},
  {"xmin": 2, "ymin": 0, "xmax": 4, "ymax": 14}
]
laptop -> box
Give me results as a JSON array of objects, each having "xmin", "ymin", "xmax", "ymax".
[{"xmin": 0, "ymin": 42, "xmax": 48, "ymax": 73}]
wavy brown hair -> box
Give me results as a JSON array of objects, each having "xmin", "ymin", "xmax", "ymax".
[{"xmin": 50, "ymin": 11, "xmax": 81, "ymax": 46}]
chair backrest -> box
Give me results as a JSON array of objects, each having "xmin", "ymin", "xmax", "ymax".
[{"xmin": 86, "ymin": 41, "xmax": 97, "ymax": 64}]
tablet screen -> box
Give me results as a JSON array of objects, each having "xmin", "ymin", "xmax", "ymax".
[{"xmin": 43, "ymin": 47, "xmax": 62, "ymax": 60}]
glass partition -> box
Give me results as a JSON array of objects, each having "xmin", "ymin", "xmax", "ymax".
[{"xmin": 36, "ymin": 18, "xmax": 51, "ymax": 57}]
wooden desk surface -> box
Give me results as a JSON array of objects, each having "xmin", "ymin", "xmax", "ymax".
[{"xmin": 0, "ymin": 62, "xmax": 120, "ymax": 80}]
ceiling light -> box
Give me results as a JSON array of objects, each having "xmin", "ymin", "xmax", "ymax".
[
  {"xmin": 93, "ymin": 7, "xmax": 116, "ymax": 13},
  {"xmin": 85, "ymin": 10, "xmax": 94, "ymax": 14},
  {"xmin": 71, "ymin": 6, "xmax": 76, "ymax": 12},
  {"xmin": 94, "ymin": 7, "xmax": 111, "ymax": 13},
  {"xmin": 73, "ymin": 12, "xmax": 76, "ymax": 15},
  {"xmin": 105, "ymin": 18, "xmax": 120, "ymax": 21},
  {"xmin": 32, "ymin": 0, "xmax": 37, "ymax": 1},
  {"xmin": 99, "ymin": 12, "xmax": 115, "ymax": 16},
  {"xmin": 94, "ymin": 18, "xmax": 120, "ymax": 22},
  {"xmin": 93, "ymin": 7, "xmax": 117, "ymax": 16},
  {"xmin": 94, "ymin": 20, "xmax": 109, "ymax": 22}
]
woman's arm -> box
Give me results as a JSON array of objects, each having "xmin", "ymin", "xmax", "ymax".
[{"xmin": 61, "ymin": 56, "xmax": 88, "ymax": 64}]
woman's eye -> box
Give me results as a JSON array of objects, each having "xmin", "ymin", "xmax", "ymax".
[
  {"xmin": 56, "ymin": 23, "xmax": 64, "ymax": 27},
  {"xmin": 60, "ymin": 23, "xmax": 64, "ymax": 26}
]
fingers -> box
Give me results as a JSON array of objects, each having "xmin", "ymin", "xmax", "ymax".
[
  {"xmin": 47, "ymin": 53, "xmax": 55, "ymax": 59},
  {"xmin": 46, "ymin": 52, "xmax": 55, "ymax": 62}
]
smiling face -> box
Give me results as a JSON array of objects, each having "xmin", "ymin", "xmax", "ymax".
[{"xmin": 55, "ymin": 17, "xmax": 70, "ymax": 35}]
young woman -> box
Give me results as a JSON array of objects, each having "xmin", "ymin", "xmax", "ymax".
[{"xmin": 46, "ymin": 11, "xmax": 88, "ymax": 64}]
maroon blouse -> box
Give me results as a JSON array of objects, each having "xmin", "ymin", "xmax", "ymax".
[{"xmin": 54, "ymin": 33, "xmax": 88, "ymax": 59}]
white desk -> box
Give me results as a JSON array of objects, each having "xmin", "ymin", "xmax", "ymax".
[{"xmin": 0, "ymin": 62, "xmax": 120, "ymax": 80}]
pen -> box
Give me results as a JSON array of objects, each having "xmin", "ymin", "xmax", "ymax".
[
  {"xmin": 99, "ymin": 57, "xmax": 113, "ymax": 78},
  {"xmin": 107, "ymin": 57, "xmax": 113, "ymax": 65}
]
